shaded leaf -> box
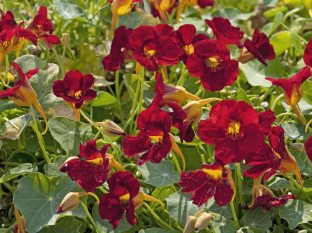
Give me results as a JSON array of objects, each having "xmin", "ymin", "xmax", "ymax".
[
  {"xmin": 44, "ymin": 156, "xmax": 68, "ymax": 177},
  {"xmin": 212, "ymin": 7, "xmax": 255, "ymax": 26},
  {"xmin": 267, "ymin": 177, "xmax": 291, "ymax": 190},
  {"xmin": 48, "ymin": 117, "xmax": 92, "ymax": 156},
  {"xmin": 237, "ymin": 89, "xmax": 253, "ymax": 106},
  {"xmin": 210, "ymin": 203, "xmax": 233, "ymax": 218},
  {"xmin": 211, "ymin": 215, "xmax": 237, "ymax": 233},
  {"xmin": 0, "ymin": 163, "xmax": 38, "ymax": 183},
  {"xmin": 54, "ymin": 0, "xmax": 86, "ymax": 20},
  {"xmin": 91, "ymin": 91, "xmax": 117, "ymax": 107},
  {"xmin": 138, "ymin": 161, "xmax": 180, "ymax": 187},
  {"xmin": 244, "ymin": 208, "xmax": 272, "ymax": 233},
  {"xmin": 281, "ymin": 122, "xmax": 309, "ymax": 140},
  {"xmin": 119, "ymin": 12, "xmax": 160, "ymax": 28},
  {"xmin": 270, "ymin": 31, "xmax": 293, "ymax": 56},
  {"xmin": 37, "ymin": 216, "xmax": 81, "ymax": 233}
]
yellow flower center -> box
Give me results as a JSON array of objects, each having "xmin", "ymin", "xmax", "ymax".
[
  {"xmin": 202, "ymin": 168, "xmax": 223, "ymax": 180},
  {"xmin": 227, "ymin": 120, "xmax": 241, "ymax": 140},
  {"xmin": 182, "ymin": 44, "xmax": 194, "ymax": 55},
  {"xmin": 145, "ymin": 49, "xmax": 156, "ymax": 58},
  {"xmin": 205, "ymin": 55, "xmax": 222, "ymax": 71},
  {"xmin": 149, "ymin": 136, "xmax": 163, "ymax": 143},
  {"xmin": 87, "ymin": 157, "xmax": 104, "ymax": 166},
  {"xmin": 68, "ymin": 90, "xmax": 82, "ymax": 99}
]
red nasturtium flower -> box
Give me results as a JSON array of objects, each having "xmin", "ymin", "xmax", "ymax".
[
  {"xmin": 242, "ymin": 180, "xmax": 295, "ymax": 211},
  {"xmin": 151, "ymin": 72, "xmax": 200, "ymax": 107},
  {"xmin": 0, "ymin": 62, "xmax": 48, "ymax": 134},
  {"xmin": 266, "ymin": 67, "xmax": 311, "ymax": 125},
  {"xmin": 205, "ymin": 17, "xmax": 244, "ymax": 48},
  {"xmin": 176, "ymin": 0, "xmax": 214, "ymax": 23},
  {"xmin": 304, "ymin": 136, "xmax": 312, "ymax": 162},
  {"xmin": 186, "ymin": 39, "xmax": 239, "ymax": 92},
  {"xmin": 128, "ymin": 25, "xmax": 182, "ymax": 72},
  {"xmin": 179, "ymin": 163, "xmax": 235, "ymax": 206},
  {"xmin": 172, "ymin": 24, "xmax": 210, "ymax": 63},
  {"xmin": 198, "ymin": 100, "xmax": 265, "ymax": 164},
  {"xmin": 102, "ymin": 26, "xmax": 134, "ymax": 71},
  {"xmin": 60, "ymin": 139, "xmax": 125, "ymax": 192},
  {"xmin": 52, "ymin": 70, "xmax": 97, "ymax": 121},
  {"xmin": 303, "ymin": 39, "xmax": 312, "ymax": 67},
  {"xmin": 99, "ymin": 171, "xmax": 140, "ymax": 229},
  {"xmin": 27, "ymin": 6, "xmax": 61, "ymax": 51},
  {"xmin": 237, "ymin": 29, "xmax": 275, "ymax": 66},
  {"xmin": 244, "ymin": 126, "xmax": 303, "ymax": 185},
  {"xmin": 123, "ymin": 106, "xmax": 172, "ymax": 165},
  {"xmin": 0, "ymin": 11, "xmax": 37, "ymax": 64}
]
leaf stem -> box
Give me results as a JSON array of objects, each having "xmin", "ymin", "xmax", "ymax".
[
  {"xmin": 30, "ymin": 105, "xmax": 51, "ymax": 163},
  {"xmin": 236, "ymin": 163, "xmax": 245, "ymax": 208},
  {"xmin": 284, "ymin": 174, "xmax": 312, "ymax": 204},
  {"xmin": 271, "ymin": 94, "xmax": 284, "ymax": 112},
  {"xmin": 230, "ymin": 200, "xmax": 240, "ymax": 229},
  {"xmin": 171, "ymin": 151, "xmax": 182, "ymax": 174},
  {"xmin": 115, "ymin": 70, "xmax": 125, "ymax": 126},
  {"xmin": 143, "ymin": 202, "xmax": 175, "ymax": 231},
  {"xmin": 80, "ymin": 201, "xmax": 101, "ymax": 233}
]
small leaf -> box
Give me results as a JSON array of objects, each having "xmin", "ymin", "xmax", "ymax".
[
  {"xmin": 211, "ymin": 215, "xmax": 237, "ymax": 233},
  {"xmin": 91, "ymin": 91, "xmax": 117, "ymax": 107},
  {"xmin": 263, "ymin": 6, "xmax": 288, "ymax": 20},
  {"xmin": 244, "ymin": 208, "xmax": 272, "ymax": 233},
  {"xmin": 281, "ymin": 122, "xmax": 309, "ymax": 140},
  {"xmin": 54, "ymin": 0, "xmax": 86, "ymax": 20},
  {"xmin": 212, "ymin": 7, "xmax": 255, "ymax": 26},
  {"xmin": 270, "ymin": 31, "xmax": 293, "ymax": 56},
  {"xmin": 92, "ymin": 203, "xmax": 131, "ymax": 233},
  {"xmin": 119, "ymin": 12, "xmax": 160, "ymax": 28},
  {"xmin": 37, "ymin": 217, "xmax": 81, "ymax": 233},
  {"xmin": 269, "ymin": 11, "xmax": 283, "ymax": 36},
  {"xmin": 209, "ymin": 203, "xmax": 233, "ymax": 218},
  {"xmin": 166, "ymin": 192, "xmax": 214, "ymax": 226},
  {"xmin": 138, "ymin": 161, "xmax": 180, "ymax": 187},
  {"xmin": 273, "ymin": 225, "xmax": 284, "ymax": 233},
  {"xmin": 0, "ymin": 163, "xmax": 38, "ymax": 183},
  {"xmin": 13, "ymin": 173, "xmax": 87, "ymax": 233},
  {"xmin": 48, "ymin": 117, "xmax": 92, "ymax": 156},
  {"xmin": 267, "ymin": 177, "xmax": 291, "ymax": 190},
  {"xmin": 237, "ymin": 89, "xmax": 253, "ymax": 106},
  {"xmin": 44, "ymin": 156, "xmax": 68, "ymax": 177},
  {"xmin": 279, "ymin": 199, "xmax": 312, "ymax": 230}
]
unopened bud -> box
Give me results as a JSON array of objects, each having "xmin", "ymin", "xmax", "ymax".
[
  {"xmin": 80, "ymin": 120, "xmax": 126, "ymax": 137},
  {"xmin": 57, "ymin": 192, "xmax": 84, "ymax": 213},
  {"xmin": 183, "ymin": 101, "xmax": 202, "ymax": 125},
  {"xmin": 183, "ymin": 216, "xmax": 197, "ymax": 233},
  {"xmin": 291, "ymin": 143, "xmax": 305, "ymax": 152},
  {"xmin": 194, "ymin": 212, "xmax": 212, "ymax": 231},
  {"xmin": 61, "ymin": 33, "xmax": 71, "ymax": 47}
]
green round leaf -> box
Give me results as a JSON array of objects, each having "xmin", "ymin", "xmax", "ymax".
[
  {"xmin": 244, "ymin": 208, "xmax": 272, "ymax": 233},
  {"xmin": 270, "ymin": 31, "xmax": 293, "ymax": 56},
  {"xmin": 119, "ymin": 12, "xmax": 160, "ymax": 28},
  {"xmin": 279, "ymin": 199, "xmax": 312, "ymax": 230},
  {"xmin": 91, "ymin": 91, "xmax": 117, "ymax": 107},
  {"xmin": 13, "ymin": 173, "xmax": 87, "ymax": 233},
  {"xmin": 54, "ymin": 1, "xmax": 86, "ymax": 20},
  {"xmin": 138, "ymin": 161, "xmax": 180, "ymax": 187},
  {"xmin": 44, "ymin": 156, "xmax": 68, "ymax": 177},
  {"xmin": 37, "ymin": 216, "xmax": 81, "ymax": 233},
  {"xmin": 281, "ymin": 122, "xmax": 309, "ymax": 140},
  {"xmin": 48, "ymin": 117, "xmax": 92, "ymax": 156},
  {"xmin": 211, "ymin": 215, "xmax": 237, "ymax": 233}
]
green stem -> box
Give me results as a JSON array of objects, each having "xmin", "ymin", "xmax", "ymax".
[
  {"xmin": 128, "ymin": 80, "xmax": 141, "ymax": 135},
  {"xmin": 4, "ymin": 54, "xmax": 9, "ymax": 84},
  {"xmin": 53, "ymin": 50, "xmax": 65, "ymax": 79},
  {"xmin": 30, "ymin": 105, "xmax": 51, "ymax": 163},
  {"xmin": 115, "ymin": 70, "xmax": 125, "ymax": 125},
  {"xmin": 296, "ymin": 104, "xmax": 307, "ymax": 125},
  {"xmin": 80, "ymin": 201, "xmax": 101, "ymax": 233},
  {"xmin": 171, "ymin": 151, "xmax": 181, "ymax": 174},
  {"xmin": 236, "ymin": 163, "xmax": 245, "ymax": 208},
  {"xmin": 276, "ymin": 112, "xmax": 298, "ymax": 120},
  {"xmin": 230, "ymin": 200, "xmax": 240, "ymax": 229},
  {"xmin": 2, "ymin": 182, "xmax": 16, "ymax": 193},
  {"xmin": 132, "ymin": 66, "xmax": 145, "ymax": 134},
  {"xmin": 271, "ymin": 94, "xmax": 284, "ymax": 112},
  {"xmin": 176, "ymin": 65, "xmax": 186, "ymax": 86},
  {"xmin": 281, "ymin": 23, "xmax": 308, "ymax": 43},
  {"xmin": 285, "ymin": 174, "xmax": 312, "ymax": 203},
  {"xmin": 143, "ymin": 202, "xmax": 175, "ymax": 231},
  {"xmin": 206, "ymin": 144, "xmax": 214, "ymax": 163}
]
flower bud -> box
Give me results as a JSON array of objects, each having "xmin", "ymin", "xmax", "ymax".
[
  {"xmin": 183, "ymin": 216, "xmax": 197, "ymax": 233},
  {"xmin": 80, "ymin": 120, "xmax": 126, "ymax": 137},
  {"xmin": 61, "ymin": 33, "xmax": 71, "ymax": 47},
  {"xmin": 57, "ymin": 192, "xmax": 84, "ymax": 213},
  {"xmin": 183, "ymin": 101, "xmax": 202, "ymax": 125},
  {"xmin": 194, "ymin": 212, "xmax": 212, "ymax": 231}
]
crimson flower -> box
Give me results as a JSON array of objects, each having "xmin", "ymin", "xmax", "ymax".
[
  {"xmin": 0, "ymin": 62, "xmax": 48, "ymax": 134},
  {"xmin": 99, "ymin": 171, "xmax": 140, "ymax": 229},
  {"xmin": 238, "ymin": 29, "xmax": 275, "ymax": 66},
  {"xmin": 27, "ymin": 6, "xmax": 61, "ymax": 51},
  {"xmin": 53, "ymin": 70, "xmax": 97, "ymax": 121},
  {"xmin": 198, "ymin": 100, "xmax": 265, "ymax": 164},
  {"xmin": 179, "ymin": 163, "xmax": 235, "ymax": 206},
  {"xmin": 258, "ymin": 109, "xmax": 276, "ymax": 136},
  {"xmin": 128, "ymin": 25, "xmax": 182, "ymax": 71},
  {"xmin": 0, "ymin": 11, "xmax": 37, "ymax": 64},
  {"xmin": 102, "ymin": 26, "xmax": 134, "ymax": 71},
  {"xmin": 266, "ymin": 67, "xmax": 311, "ymax": 108},
  {"xmin": 205, "ymin": 17, "xmax": 244, "ymax": 48},
  {"xmin": 304, "ymin": 136, "xmax": 312, "ymax": 162},
  {"xmin": 151, "ymin": 72, "xmax": 200, "ymax": 107},
  {"xmin": 60, "ymin": 140, "xmax": 113, "ymax": 192},
  {"xmin": 123, "ymin": 106, "xmax": 172, "ymax": 165},
  {"xmin": 303, "ymin": 39, "xmax": 312, "ymax": 67},
  {"xmin": 186, "ymin": 39, "xmax": 239, "ymax": 91},
  {"xmin": 242, "ymin": 181, "xmax": 295, "ymax": 211},
  {"xmin": 172, "ymin": 24, "xmax": 209, "ymax": 63},
  {"xmin": 244, "ymin": 126, "xmax": 303, "ymax": 185}
]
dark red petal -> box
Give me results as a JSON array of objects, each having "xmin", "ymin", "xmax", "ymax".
[
  {"xmin": 63, "ymin": 70, "xmax": 83, "ymax": 92},
  {"xmin": 186, "ymin": 53, "xmax": 207, "ymax": 77},
  {"xmin": 214, "ymin": 180, "xmax": 234, "ymax": 206},
  {"xmin": 155, "ymin": 24, "xmax": 173, "ymax": 36},
  {"xmin": 179, "ymin": 170, "xmax": 208, "ymax": 193},
  {"xmin": 305, "ymin": 136, "xmax": 312, "ymax": 162},
  {"xmin": 258, "ymin": 109, "xmax": 276, "ymax": 135},
  {"xmin": 126, "ymin": 201, "xmax": 137, "ymax": 226},
  {"xmin": 237, "ymin": 124, "xmax": 264, "ymax": 153},
  {"xmin": 191, "ymin": 183, "xmax": 216, "ymax": 206},
  {"xmin": 102, "ymin": 54, "xmax": 124, "ymax": 71},
  {"xmin": 108, "ymin": 171, "xmax": 140, "ymax": 198},
  {"xmin": 123, "ymin": 133, "xmax": 152, "ymax": 157},
  {"xmin": 304, "ymin": 39, "xmax": 312, "ymax": 67},
  {"xmin": 197, "ymin": 0, "xmax": 214, "ymax": 8}
]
